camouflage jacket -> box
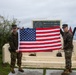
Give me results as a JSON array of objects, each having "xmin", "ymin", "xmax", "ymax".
[
  {"xmin": 60, "ymin": 29, "xmax": 73, "ymax": 50},
  {"xmin": 8, "ymin": 32, "xmax": 18, "ymax": 52}
]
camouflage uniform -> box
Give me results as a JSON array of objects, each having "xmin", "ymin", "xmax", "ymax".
[
  {"xmin": 8, "ymin": 32, "xmax": 22, "ymax": 68},
  {"xmin": 60, "ymin": 29, "xmax": 73, "ymax": 69}
]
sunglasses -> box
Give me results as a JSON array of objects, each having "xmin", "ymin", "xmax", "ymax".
[{"xmin": 13, "ymin": 28, "xmax": 17, "ymax": 29}]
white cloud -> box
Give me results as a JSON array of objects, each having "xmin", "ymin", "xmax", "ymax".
[{"xmin": 0, "ymin": 0, "xmax": 76, "ymax": 28}]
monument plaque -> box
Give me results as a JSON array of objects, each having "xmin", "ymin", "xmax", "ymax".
[{"xmin": 33, "ymin": 20, "xmax": 61, "ymax": 28}]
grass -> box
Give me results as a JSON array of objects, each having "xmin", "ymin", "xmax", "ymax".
[{"xmin": 0, "ymin": 50, "xmax": 10, "ymax": 75}]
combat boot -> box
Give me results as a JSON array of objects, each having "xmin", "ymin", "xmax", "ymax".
[
  {"xmin": 18, "ymin": 67, "xmax": 24, "ymax": 72},
  {"xmin": 10, "ymin": 68, "xmax": 15, "ymax": 74},
  {"xmin": 61, "ymin": 69, "xmax": 70, "ymax": 75},
  {"xmin": 69, "ymin": 69, "xmax": 72, "ymax": 73}
]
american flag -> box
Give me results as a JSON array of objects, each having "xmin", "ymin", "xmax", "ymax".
[{"xmin": 18, "ymin": 26, "xmax": 62, "ymax": 52}]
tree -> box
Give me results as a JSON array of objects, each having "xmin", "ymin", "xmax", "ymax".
[{"xmin": 0, "ymin": 15, "xmax": 19, "ymax": 50}]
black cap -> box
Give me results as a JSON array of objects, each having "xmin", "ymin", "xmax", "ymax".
[
  {"xmin": 62, "ymin": 24, "xmax": 68, "ymax": 29},
  {"xmin": 12, "ymin": 24, "xmax": 17, "ymax": 29}
]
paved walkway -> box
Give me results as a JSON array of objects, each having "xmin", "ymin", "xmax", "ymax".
[
  {"xmin": 8, "ymin": 69, "xmax": 76, "ymax": 75},
  {"xmin": 47, "ymin": 70, "xmax": 76, "ymax": 75},
  {"xmin": 8, "ymin": 69, "xmax": 43, "ymax": 75}
]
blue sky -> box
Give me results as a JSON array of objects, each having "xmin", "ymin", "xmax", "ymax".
[{"xmin": 0, "ymin": 0, "xmax": 76, "ymax": 29}]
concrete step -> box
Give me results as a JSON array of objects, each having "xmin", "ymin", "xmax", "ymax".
[
  {"xmin": 22, "ymin": 60, "xmax": 76, "ymax": 68},
  {"xmin": 22, "ymin": 51, "xmax": 64, "ymax": 56},
  {"xmin": 22, "ymin": 51, "xmax": 76, "ymax": 68},
  {"xmin": 22, "ymin": 51, "xmax": 76, "ymax": 57},
  {"xmin": 22, "ymin": 56, "xmax": 76, "ymax": 61},
  {"xmin": 36, "ymin": 51, "xmax": 64, "ymax": 56}
]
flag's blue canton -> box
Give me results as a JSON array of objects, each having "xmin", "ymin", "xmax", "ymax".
[{"xmin": 20, "ymin": 28, "xmax": 36, "ymax": 41}]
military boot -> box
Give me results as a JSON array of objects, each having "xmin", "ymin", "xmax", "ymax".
[
  {"xmin": 10, "ymin": 68, "xmax": 15, "ymax": 74},
  {"xmin": 61, "ymin": 69, "xmax": 70, "ymax": 75},
  {"xmin": 18, "ymin": 67, "xmax": 24, "ymax": 72},
  {"xmin": 69, "ymin": 69, "xmax": 72, "ymax": 73}
]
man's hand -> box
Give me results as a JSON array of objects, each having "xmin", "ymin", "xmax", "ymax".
[
  {"xmin": 61, "ymin": 48, "xmax": 64, "ymax": 50},
  {"xmin": 16, "ymin": 50, "xmax": 19, "ymax": 53}
]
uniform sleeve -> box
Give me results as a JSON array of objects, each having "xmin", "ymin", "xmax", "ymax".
[
  {"xmin": 8, "ymin": 36, "xmax": 16, "ymax": 50},
  {"xmin": 60, "ymin": 29, "xmax": 64, "ymax": 36},
  {"xmin": 63, "ymin": 33, "xmax": 73, "ymax": 49}
]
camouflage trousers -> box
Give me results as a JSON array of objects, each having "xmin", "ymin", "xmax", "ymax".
[
  {"xmin": 64, "ymin": 49, "xmax": 72, "ymax": 69},
  {"xmin": 10, "ymin": 52, "xmax": 22, "ymax": 68}
]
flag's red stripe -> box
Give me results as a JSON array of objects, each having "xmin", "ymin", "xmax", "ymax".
[
  {"xmin": 20, "ymin": 40, "xmax": 61, "ymax": 45},
  {"xmin": 36, "ymin": 30, "xmax": 60, "ymax": 34},
  {"xmin": 36, "ymin": 34, "xmax": 60, "ymax": 37},
  {"xmin": 36, "ymin": 37, "xmax": 60, "ymax": 41},
  {"xmin": 19, "ymin": 44, "xmax": 61, "ymax": 49},
  {"xmin": 19, "ymin": 48, "xmax": 61, "ymax": 52},
  {"xmin": 36, "ymin": 26, "xmax": 60, "ymax": 30}
]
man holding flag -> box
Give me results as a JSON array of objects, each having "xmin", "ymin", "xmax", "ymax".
[
  {"xmin": 8, "ymin": 25, "xmax": 24, "ymax": 74},
  {"xmin": 60, "ymin": 24, "xmax": 73, "ymax": 75}
]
